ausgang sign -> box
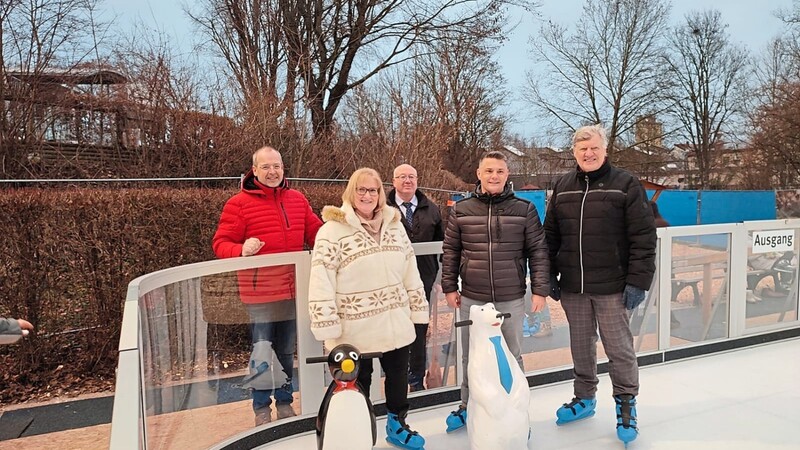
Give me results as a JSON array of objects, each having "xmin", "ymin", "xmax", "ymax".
[{"xmin": 752, "ymin": 230, "xmax": 795, "ymax": 254}]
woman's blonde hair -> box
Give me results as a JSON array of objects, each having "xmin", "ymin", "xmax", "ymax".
[{"xmin": 342, "ymin": 167, "xmax": 386, "ymax": 212}]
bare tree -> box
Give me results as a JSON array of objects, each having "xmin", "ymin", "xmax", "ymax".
[
  {"xmin": 338, "ymin": 70, "xmax": 450, "ymax": 178},
  {"xmin": 526, "ymin": 0, "xmax": 672, "ymax": 156},
  {"xmin": 188, "ymin": 1, "xmax": 294, "ymax": 138},
  {"xmin": 417, "ymin": 32, "xmax": 509, "ymax": 181},
  {"xmin": 776, "ymin": 1, "xmax": 800, "ymax": 61},
  {"xmin": 192, "ymin": 0, "xmax": 530, "ymax": 144},
  {"xmin": 748, "ymin": 31, "xmax": 800, "ymax": 188},
  {"xmin": 1, "ymin": 0, "xmax": 108, "ymax": 177},
  {"xmin": 112, "ymin": 26, "xmax": 249, "ymax": 178},
  {"xmin": 336, "ymin": 26, "xmax": 509, "ymax": 183},
  {"xmin": 665, "ymin": 9, "xmax": 749, "ymax": 189},
  {"xmin": 0, "ymin": 0, "xmax": 22, "ymax": 155}
]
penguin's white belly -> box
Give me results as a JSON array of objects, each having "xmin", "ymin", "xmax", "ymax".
[{"xmin": 321, "ymin": 390, "xmax": 373, "ymax": 450}]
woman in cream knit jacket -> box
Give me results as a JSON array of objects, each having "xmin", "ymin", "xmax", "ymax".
[{"xmin": 309, "ymin": 167, "xmax": 428, "ymax": 449}]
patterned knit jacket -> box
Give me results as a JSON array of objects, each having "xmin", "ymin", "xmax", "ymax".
[{"xmin": 308, "ymin": 203, "xmax": 429, "ymax": 353}]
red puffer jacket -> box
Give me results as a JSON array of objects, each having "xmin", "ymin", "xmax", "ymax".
[{"xmin": 212, "ymin": 171, "xmax": 323, "ymax": 303}]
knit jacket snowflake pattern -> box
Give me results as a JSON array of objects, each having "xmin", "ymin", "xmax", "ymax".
[{"xmin": 308, "ymin": 203, "xmax": 429, "ymax": 354}]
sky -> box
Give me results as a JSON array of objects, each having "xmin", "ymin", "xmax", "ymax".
[{"xmin": 103, "ymin": 0, "xmax": 796, "ymax": 144}]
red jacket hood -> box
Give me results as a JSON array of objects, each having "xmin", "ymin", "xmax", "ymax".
[{"xmin": 241, "ymin": 169, "xmax": 290, "ymax": 195}]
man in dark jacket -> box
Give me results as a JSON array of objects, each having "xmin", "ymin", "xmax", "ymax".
[
  {"xmin": 387, "ymin": 163, "xmax": 444, "ymax": 392},
  {"xmin": 440, "ymin": 151, "xmax": 550, "ymax": 432},
  {"xmin": 544, "ymin": 125, "xmax": 656, "ymax": 445},
  {"xmin": 213, "ymin": 146, "xmax": 323, "ymax": 426}
]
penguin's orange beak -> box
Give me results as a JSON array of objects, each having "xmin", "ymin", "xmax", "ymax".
[{"xmin": 341, "ymin": 359, "xmax": 355, "ymax": 373}]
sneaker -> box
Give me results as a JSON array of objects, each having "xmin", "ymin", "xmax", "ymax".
[
  {"xmin": 385, "ymin": 412, "xmax": 425, "ymax": 449},
  {"xmin": 615, "ymin": 394, "xmax": 638, "ymax": 444},
  {"xmin": 555, "ymin": 397, "xmax": 596, "ymax": 425},
  {"xmin": 254, "ymin": 407, "xmax": 272, "ymax": 426},
  {"xmin": 276, "ymin": 403, "xmax": 296, "ymax": 419},
  {"xmin": 532, "ymin": 321, "xmax": 553, "ymax": 338},
  {"xmin": 445, "ymin": 404, "xmax": 467, "ymax": 433}
]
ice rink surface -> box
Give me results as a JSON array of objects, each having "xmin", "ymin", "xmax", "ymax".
[{"xmin": 261, "ymin": 338, "xmax": 800, "ymax": 450}]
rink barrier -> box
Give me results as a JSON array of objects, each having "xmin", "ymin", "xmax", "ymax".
[{"xmin": 111, "ymin": 221, "xmax": 800, "ymax": 449}]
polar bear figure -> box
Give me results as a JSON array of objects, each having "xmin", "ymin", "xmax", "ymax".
[{"xmin": 466, "ymin": 303, "xmax": 531, "ymax": 450}]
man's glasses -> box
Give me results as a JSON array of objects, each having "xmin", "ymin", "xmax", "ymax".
[
  {"xmin": 394, "ymin": 175, "xmax": 417, "ymax": 181},
  {"xmin": 356, "ymin": 187, "xmax": 380, "ymax": 196},
  {"xmin": 257, "ymin": 164, "xmax": 282, "ymax": 171}
]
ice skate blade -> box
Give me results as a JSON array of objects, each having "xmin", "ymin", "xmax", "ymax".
[
  {"xmin": 555, "ymin": 410, "xmax": 595, "ymax": 426},
  {"xmin": 445, "ymin": 423, "xmax": 465, "ymax": 433}
]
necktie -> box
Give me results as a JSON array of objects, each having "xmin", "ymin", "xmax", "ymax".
[
  {"xmin": 489, "ymin": 336, "xmax": 513, "ymax": 394},
  {"xmin": 402, "ymin": 202, "xmax": 413, "ymax": 228}
]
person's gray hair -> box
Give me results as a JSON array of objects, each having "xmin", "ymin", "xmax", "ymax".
[
  {"xmin": 572, "ymin": 125, "xmax": 608, "ymax": 148},
  {"xmin": 480, "ymin": 150, "xmax": 507, "ymax": 163}
]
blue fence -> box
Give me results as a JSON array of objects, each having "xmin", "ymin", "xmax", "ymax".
[
  {"xmin": 449, "ymin": 189, "xmax": 777, "ymax": 226},
  {"xmin": 646, "ymin": 190, "xmax": 776, "ymax": 225},
  {"xmin": 515, "ymin": 190, "xmax": 546, "ymax": 223},
  {"xmin": 450, "ymin": 190, "xmax": 546, "ymax": 223}
]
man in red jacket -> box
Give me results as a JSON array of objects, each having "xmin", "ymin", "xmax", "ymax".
[{"xmin": 213, "ymin": 146, "xmax": 322, "ymax": 426}]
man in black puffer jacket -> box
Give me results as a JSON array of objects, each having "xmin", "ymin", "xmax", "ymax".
[
  {"xmin": 544, "ymin": 124, "xmax": 656, "ymax": 445},
  {"xmin": 440, "ymin": 150, "xmax": 550, "ymax": 433}
]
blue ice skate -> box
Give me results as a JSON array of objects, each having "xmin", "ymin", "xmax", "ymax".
[
  {"xmin": 615, "ymin": 394, "xmax": 638, "ymax": 447},
  {"xmin": 386, "ymin": 412, "xmax": 425, "ymax": 449},
  {"xmin": 555, "ymin": 397, "xmax": 596, "ymax": 425},
  {"xmin": 523, "ymin": 314, "xmax": 541, "ymax": 338},
  {"xmin": 445, "ymin": 405, "xmax": 467, "ymax": 433},
  {"xmin": 240, "ymin": 361, "xmax": 270, "ymax": 388}
]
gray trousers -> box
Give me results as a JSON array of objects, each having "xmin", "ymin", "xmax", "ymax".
[
  {"xmin": 458, "ymin": 295, "xmax": 525, "ymax": 405},
  {"xmin": 560, "ymin": 291, "xmax": 638, "ymax": 399}
]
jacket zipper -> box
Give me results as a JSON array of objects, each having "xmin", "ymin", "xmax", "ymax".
[
  {"xmin": 280, "ymin": 203, "xmax": 290, "ymax": 229},
  {"xmin": 579, "ymin": 175, "xmax": 589, "ymax": 293},
  {"xmin": 488, "ymin": 200, "xmax": 496, "ymax": 303}
]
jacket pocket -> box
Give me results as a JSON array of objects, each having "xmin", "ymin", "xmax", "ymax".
[
  {"xmin": 515, "ymin": 257, "xmax": 526, "ymax": 288},
  {"xmin": 251, "ymin": 267, "xmax": 259, "ymax": 291},
  {"xmin": 459, "ymin": 255, "xmax": 470, "ymax": 280}
]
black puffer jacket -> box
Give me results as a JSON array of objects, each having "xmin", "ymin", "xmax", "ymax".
[
  {"xmin": 387, "ymin": 189, "xmax": 444, "ymax": 291},
  {"xmin": 441, "ymin": 183, "xmax": 550, "ymax": 302},
  {"xmin": 544, "ymin": 160, "xmax": 656, "ymax": 294}
]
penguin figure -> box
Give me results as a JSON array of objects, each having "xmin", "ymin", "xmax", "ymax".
[
  {"xmin": 306, "ymin": 344, "xmax": 381, "ymax": 450},
  {"xmin": 456, "ymin": 304, "xmax": 531, "ymax": 450}
]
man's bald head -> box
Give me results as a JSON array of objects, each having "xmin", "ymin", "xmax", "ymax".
[{"xmin": 392, "ymin": 164, "xmax": 418, "ymax": 202}]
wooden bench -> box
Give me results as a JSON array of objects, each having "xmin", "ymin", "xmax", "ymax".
[
  {"xmin": 671, "ymin": 254, "xmax": 728, "ymax": 306},
  {"xmin": 746, "ymin": 255, "xmax": 795, "ymax": 296}
]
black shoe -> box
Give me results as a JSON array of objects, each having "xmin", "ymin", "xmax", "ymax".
[
  {"xmin": 409, "ymin": 381, "xmax": 426, "ymax": 392},
  {"xmin": 408, "ymin": 372, "xmax": 425, "ymax": 392}
]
